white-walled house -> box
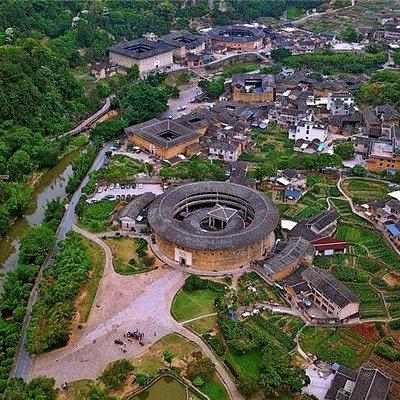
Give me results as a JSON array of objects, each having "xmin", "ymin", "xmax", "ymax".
[
  {"xmin": 290, "ymin": 119, "xmax": 328, "ymax": 142},
  {"xmin": 209, "ymin": 140, "xmax": 241, "ymax": 162}
]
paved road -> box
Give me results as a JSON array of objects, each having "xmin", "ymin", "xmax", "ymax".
[
  {"xmin": 62, "ymin": 96, "xmax": 114, "ymax": 137},
  {"xmin": 12, "ymin": 141, "xmax": 113, "ymax": 380}
]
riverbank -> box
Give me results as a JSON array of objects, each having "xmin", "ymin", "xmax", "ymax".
[{"xmin": 0, "ymin": 146, "xmax": 83, "ymax": 281}]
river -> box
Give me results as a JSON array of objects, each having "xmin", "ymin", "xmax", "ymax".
[{"xmin": 0, "ymin": 149, "xmax": 80, "ymax": 280}]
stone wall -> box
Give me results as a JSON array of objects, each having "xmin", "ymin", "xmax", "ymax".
[
  {"xmin": 108, "ymin": 50, "xmax": 174, "ymax": 75},
  {"xmin": 129, "ymin": 134, "xmax": 199, "ymax": 159},
  {"xmin": 155, "ymin": 232, "xmax": 275, "ymax": 271}
]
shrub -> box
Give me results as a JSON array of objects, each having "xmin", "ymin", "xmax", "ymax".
[
  {"xmin": 163, "ymin": 349, "xmax": 174, "ymax": 363},
  {"xmin": 237, "ymin": 376, "xmax": 259, "ymax": 398},
  {"xmin": 187, "ymin": 357, "xmax": 215, "ymax": 383},
  {"xmin": 99, "ymin": 359, "xmax": 134, "ymax": 390},
  {"xmin": 135, "ymin": 373, "xmax": 149, "ymax": 386},
  {"xmin": 192, "ymin": 376, "xmax": 204, "ymax": 387}
]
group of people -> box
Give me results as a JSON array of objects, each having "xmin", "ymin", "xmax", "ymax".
[{"xmin": 114, "ymin": 330, "xmax": 146, "ymax": 353}]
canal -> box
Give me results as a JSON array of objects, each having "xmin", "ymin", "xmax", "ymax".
[{"xmin": 0, "ymin": 148, "xmax": 80, "ymax": 280}]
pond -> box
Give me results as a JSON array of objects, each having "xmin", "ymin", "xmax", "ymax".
[
  {"xmin": 132, "ymin": 376, "xmax": 201, "ymax": 400},
  {"xmin": 0, "ymin": 148, "xmax": 80, "ymax": 284}
]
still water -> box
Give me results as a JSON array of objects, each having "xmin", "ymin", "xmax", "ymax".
[
  {"xmin": 0, "ymin": 149, "xmax": 80, "ymax": 278},
  {"xmin": 133, "ymin": 376, "xmax": 200, "ymax": 400}
]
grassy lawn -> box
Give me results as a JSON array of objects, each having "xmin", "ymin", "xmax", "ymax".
[
  {"xmin": 77, "ymin": 200, "xmax": 117, "ymax": 232},
  {"xmin": 65, "ymin": 379, "xmax": 93, "ymax": 400},
  {"xmin": 171, "ymin": 289, "xmax": 218, "ymax": 322},
  {"xmin": 343, "ymin": 178, "xmax": 389, "ymax": 204},
  {"xmin": 186, "ymin": 314, "xmax": 218, "ymax": 335},
  {"xmin": 76, "ymin": 237, "xmax": 106, "ymax": 323},
  {"xmin": 200, "ymin": 379, "xmax": 229, "ymax": 400},
  {"xmin": 226, "ymin": 350, "xmax": 263, "ymax": 380},
  {"xmin": 105, "ymin": 237, "xmax": 153, "ymax": 275}
]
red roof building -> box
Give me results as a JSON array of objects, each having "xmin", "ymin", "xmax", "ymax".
[{"xmin": 311, "ymin": 237, "xmax": 348, "ymax": 256}]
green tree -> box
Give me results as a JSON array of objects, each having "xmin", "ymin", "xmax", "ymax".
[
  {"xmin": 253, "ymin": 162, "xmax": 277, "ymax": 180},
  {"xmin": 44, "ymin": 198, "xmax": 65, "ymax": 230},
  {"xmin": 99, "ymin": 359, "xmax": 134, "ymax": 390},
  {"xmin": 199, "ymin": 78, "xmax": 225, "ymax": 100},
  {"xmin": 394, "ymin": 50, "xmax": 400, "ymax": 66},
  {"xmin": 3, "ymin": 377, "xmax": 57, "ymax": 400},
  {"xmin": 192, "ymin": 376, "xmax": 204, "ymax": 387},
  {"xmin": 270, "ymin": 48, "xmax": 292, "ymax": 62},
  {"xmin": 334, "ymin": 141, "xmax": 355, "ymax": 160},
  {"xmin": 135, "ymin": 373, "xmax": 149, "ymax": 386},
  {"xmin": 340, "ymin": 24, "xmax": 359, "ymax": 42},
  {"xmin": 187, "ymin": 357, "xmax": 215, "ymax": 383},
  {"xmin": 237, "ymin": 376, "xmax": 259, "ymax": 398},
  {"xmin": 8, "ymin": 150, "xmax": 32, "ymax": 181},
  {"xmin": 19, "ymin": 224, "xmax": 55, "ymax": 265},
  {"xmin": 118, "ymin": 81, "xmax": 169, "ymax": 126},
  {"xmin": 260, "ymin": 342, "xmax": 309, "ymax": 397}
]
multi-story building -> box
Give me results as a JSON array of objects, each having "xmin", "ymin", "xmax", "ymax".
[
  {"xmin": 125, "ymin": 119, "xmax": 202, "ymax": 159},
  {"xmin": 208, "ymin": 140, "xmax": 242, "ymax": 162},
  {"xmin": 107, "ymin": 38, "xmax": 175, "ymax": 75},
  {"xmin": 283, "ymin": 267, "xmax": 359, "ymax": 323},
  {"xmin": 161, "ymin": 30, "xmax": 206, "ymax": 60},
  {"xmin": 230, "ymin": 73, "xmax": 275, "ymax": 103},
  {"xmin": 291, "ymin": 119, "xmax": 328, "ymax": 142},
  {"xmin": 327, "ymin": 92, "xmax": 355, "ymax": 116},
  {"xmin": 366, "ymin": 139, "xmax": 400, "ymax": 172}
]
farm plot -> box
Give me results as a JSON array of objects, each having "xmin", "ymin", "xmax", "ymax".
[
  {"xmin": 300, "ymin": 327, "xmax": 375, "ymax": 369},
  {"xmin": 344, "ymin": 283, "xmax": 387, "ymax": 319},
  {"xmin": 342, "ymin": 178, "xmax": 389, "ymax": 204}
]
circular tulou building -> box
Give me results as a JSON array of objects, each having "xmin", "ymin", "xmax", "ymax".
[
  {"xmin": 148, "ymin": 181, "xmax": 279, "ymax": 271},
  {"xmin": 208, "ymin": 25, "xmax": 265, "ymax": 51}
]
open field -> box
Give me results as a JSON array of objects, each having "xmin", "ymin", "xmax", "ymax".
[{"xmin": 171, "ymin": 289, "xmax": 218, "ymax": 322}]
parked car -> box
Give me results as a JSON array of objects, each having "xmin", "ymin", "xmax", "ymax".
[{"xmin": 105, "ymin": 194, "xmax": 115, "ymax": 200}]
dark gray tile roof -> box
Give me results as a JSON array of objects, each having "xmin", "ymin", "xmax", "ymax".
[
  {"xmin": 208, "ymin": 25, "xmax": 265, "ymax": 43},
  {"xmin": 325, "ymin": 365, "xmax": 358, "ymax": 400},
  {"xmin": 288, "ymin": 210, "xmax": 338, "ymax": 242},
  {"xmin": 107, "ymin": 38, "xmax": 175, "ymax": 59},
  {"xmin": 302, "ymin": 267, "xmax": 358, "ymax": 308},
  {"xmin": 257, "ymin": 237, "xmax": 315, "ymax": 276},
  {"xmin": 116, "ymin": 192, "xmax": 156, "ymax": 221},
  {"xmin": 125, "ymin": 119, "xmax": 200, "ymax": 149},
  {"xmin": 161, "ymin": 30, "xmax": 205, "ymax": 49},
  {"xmin": 349, "ymin": 367, "xmax": 391, "ymax": 400},
  {"xmin": 148, "ymin": 181, "xmax": 279, "ymax": 251}
]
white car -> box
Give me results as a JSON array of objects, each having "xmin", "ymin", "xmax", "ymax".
[
  {"xmin": 116, "ymin": 183, "xmax": 120, "ymax": 189},
  {"xmin": 97, "ymin": 187, "xmax": 103, "ymax": 193}
]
